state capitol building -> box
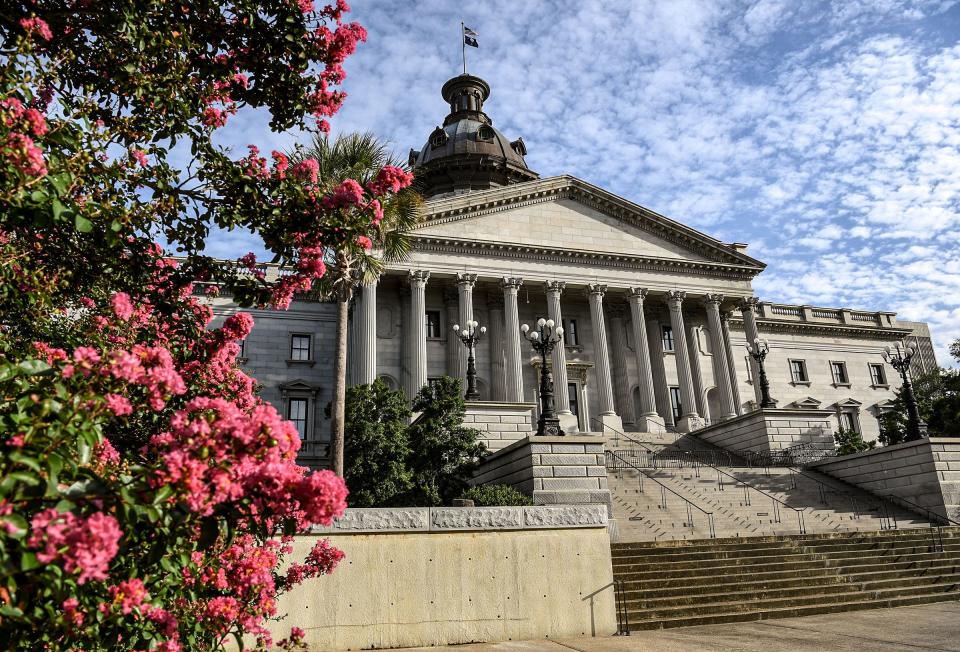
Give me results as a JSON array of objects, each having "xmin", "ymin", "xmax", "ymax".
[{"xmin": 206, "ymin": 74, "xmax": 938, "ymax": 469}]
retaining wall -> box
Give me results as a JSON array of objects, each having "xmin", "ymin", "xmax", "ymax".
[
  {"xmin": 265, "ymin": 506, "xmax": 616, "ymax": 650},
  {"xmin": 463, "ymin": 402, "xmax": 537, "ymax": 452},
  {"xmin": 811, "ymin": 437, "xmax": 960, "ymax": 522},
  {"xmin": 695, "ymin": 408, "xmax": 835, "ymax": 453}
]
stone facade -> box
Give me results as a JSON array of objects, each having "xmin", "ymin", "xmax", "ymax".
[
  {"xmin": 694, "ymin": 408, "xmax": 835, "ymax": 454},
  {"xmin": 461, "ymin": 401, "xmax": 537, "ymax": 452}
]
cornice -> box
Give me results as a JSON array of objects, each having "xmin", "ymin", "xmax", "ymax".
[
  {"xmin": 409, "ymin": 235, "xmax": 761, "ymax": 280},
  {"xmin": 416, "ymin": 175, "xmax": 767, "ymax": 271},
  {"xmin": 727, "ymin": 316, "xmax": 913, "ymax": 340}
]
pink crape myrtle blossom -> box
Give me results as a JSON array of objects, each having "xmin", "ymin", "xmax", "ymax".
[
  {"xmin": 19, "ymin": 17, "xmax": 53, "ymax": 41},
  {"xmin": 27, "ymin": 509, "xmax": 122, "ymax": 584}
]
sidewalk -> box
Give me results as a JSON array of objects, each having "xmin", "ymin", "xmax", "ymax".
[{"xmin": 399, "ymin": 601, "xmax": 960, "ymax": 651}]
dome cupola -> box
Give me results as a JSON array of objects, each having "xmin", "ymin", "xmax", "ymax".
[{"xmin": 408, "ymin": 74, "xmax": 538, "ymax": 198}]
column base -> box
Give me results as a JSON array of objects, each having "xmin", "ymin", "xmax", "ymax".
[
  {"xmin": 675, "ymin": 415, "xmax": 706, "ymax": 433},
  {"xmin": 635, "ymin": 414, "xmax": 666, "ymax": 433},
  {"xmin": 594, "ymin": 413, "xmax": 623, "ymax": 434},
  {"xmin": 557, "ymin": 411, "xmax": 580, "ymax": 434}
]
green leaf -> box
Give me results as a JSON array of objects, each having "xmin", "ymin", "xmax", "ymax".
[
  {"xmin": 10, "ymin": 452, "xmax": 41, "ymax": 473},
  {"xmin": 52, "ymin": 198, "xmax": 67, "ymax": 220},
  {"xmin": 0, "ymin": 605, "xmax": 24, "ymax": 617},
  {"xmin": 152, "ymin": 484, "xmax": 174, "ymax": 505},
  {"xmin": 1, "ymin": 514, "xmax": 28, "ymax": 539},
  {"xmin": 17, "ymin": 359, "xmax": 50, "ymax": 375},
  {"xmin": 20, "ymin": 552, "xmax": 41, "ymax": 572},
  {"xmin": 74, "ymin": 214, "xmax": 93, "ymax": 233}
]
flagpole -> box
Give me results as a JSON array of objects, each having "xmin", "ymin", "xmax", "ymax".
[{"xmin": 461, "ymin": 21, "xmax": 466, "ymax": 74}]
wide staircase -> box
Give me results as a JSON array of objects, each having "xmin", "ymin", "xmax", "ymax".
[
  {"xmin": 600, "ymin": 426, "xmax": 932, "ymax": 541},
  {"xmin": 612, "ymin": 528, "xmax": 960, "ymax": 631}
]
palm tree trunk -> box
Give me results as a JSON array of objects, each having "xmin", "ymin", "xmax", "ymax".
[{"xmin": 330, "ymin": 282, "xmax": 351, "ymax": 477}]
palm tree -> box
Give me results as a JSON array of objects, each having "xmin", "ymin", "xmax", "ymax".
[{"xmin": 290, "ymin": 132, "xmax": 422, "ymax": 477}]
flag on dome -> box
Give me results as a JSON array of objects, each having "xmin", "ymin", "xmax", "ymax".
[{"xmin": 463, "ymin": 26, "xmax": 478, "ymax": 48}]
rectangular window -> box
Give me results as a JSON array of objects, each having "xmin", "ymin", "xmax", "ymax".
[
  {"xmin": 789, "ymin": 359, "xmax": 808, "ymax": 383},
  {"xmin": 839, "ymin": 411, "xmax": 859, "ymax": 433},
  {"xmin": 662, "ymin": 326, "xmax": 675, "ymax": 352},
  {"xmin": 562, "ymin": 319, "xmax": 579, "ymax": 346},
  {"xmin": 288, "ymin": 398, "xmax": 308, "ymax": 439},
  {"xmin": 669, "ymin": 386, "xmax": 682, "ymax": 420},
  {"xmin": 831, "ymin": 361, "xmax": 849, "ymax": 385},
  {"xmin": 290, "ymin": 334, "xmax": 311, "ymax": 361},
  {"xmin": 237, "ymin": 338, "xmax": 246, "ymax": 360},
  {"xmin": 425, "ymin": 310, "xmax": 441, "ymax": 339},
  {"xmin": 869, "ymin": 363, "xmax": 887, "ymax": 386}
]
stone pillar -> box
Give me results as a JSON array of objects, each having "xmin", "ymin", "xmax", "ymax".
[
  {"xmin": 487, "ymin": 293, "xmax": 506, "ymax": 402},
  {"xmin": 646, "ymin": 316, "xmax": 674, "ymax": 428},
  {"xmin": 587, "ymin": 284, "xmax": 622, "ymax": 432},
  {"xmin": 443, "ymin": 286, "xmax": 459, "ymax": 379},
  {"xmin": 686, "ymin": 324, "xmax": 707, "ymax": 418},
  {"xmin": 456, "ymin": 273, "xmax": 477, "ymax": 386},
  {"xmin": 545, "ymin": 281, "xmax": 576, "ymax": 432},
  {"xmin": 627, "ymin": 289, "xmax": 666, "ymax": 433},
  {"xmin": 501, "ymin": 277, "xmax": 525, "ymax": 404},
  {"xmin": 704, "ymin": 294, "xmax": 738, "ymax": 420},
  {"xmin": 355, "ymin": 279, "xmax": 377, "ymax": 385},
  {"xmin": 607, "ymin": 304, "xmax": 635, "ymax": 429},
  {"xmin": 666, "ymin": 290, "xmax": 703, "ymax": 432},
  {"xmin": 400, "ymin": 286, "xmax": 411, "ymax": 397},
  {"xmin": 720, "ymin": 311, "xmax": 743, "ymax": 415},
  {"xmin": 739, "ymin": 296, "xmax": 764, "ymax": 408},
  {"xmin": 407, "ymin": 270, "xmax": 429, "ymax": 399}
]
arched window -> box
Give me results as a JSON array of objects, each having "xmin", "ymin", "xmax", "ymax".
[
  {"xmin": 429, "ymin": 127, "xmax": 448, "ymax": 149},
  {"xmin": 476, "ymin": 125, "xmax": 495, "ymax": 142}
]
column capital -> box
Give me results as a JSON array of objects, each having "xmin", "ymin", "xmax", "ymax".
[
  {"xmin": 627, "ymin": 287, "xmax": 649, "ymax": 302},
  {"xmin": 738, "ymin": 296, "xmax": 760, "ymax": 312},
  {"xmin": 586, "ymin": 283, "xmax": 607, "ymax": 297},
  {"xmin": 720, "ymin": 309, "xmax": 734, "ymax": 323},
  {"xmin": 456, "ymin": 272, "xmax": 478, "ymax": 288},
  {"xmin": 501, "ymin": 276, "xmax": 524, "ymax": 290},
  {"xmin": 407, "ymin": 269, "xmax": 430, "ymax": 286},
  {"xmin": 544, "ymin": 280, "xmax": 566, "ymax": 295},
  {"xmin": 666, "ymin": 289, "xmax": 686, "ymax": 307},
  {"xmin": 703, "ymin": 293, "xmax": 725, "ymax": 307}
]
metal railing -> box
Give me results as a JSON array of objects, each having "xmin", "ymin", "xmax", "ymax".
[
  {"xmin": 606, "ymin": 450, "xmax": 716, "ymax": 539},
  {"xmin": 879, "ymin": 494, "xmax": 960, "ymax": 553},
  {"xmin": 613, "ymin": 579, "xmax": 630, "ymax": 635},
  {"xmin": 597, "ymin": 420, "xmax": 806, "ymax": 535}
]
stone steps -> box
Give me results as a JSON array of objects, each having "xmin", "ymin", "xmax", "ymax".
[{"xmin": 611, "ymin": 528, "xmax": 960, "ymax": 631}]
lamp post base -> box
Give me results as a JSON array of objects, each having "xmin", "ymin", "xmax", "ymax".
[{"xmin": 537, "ymin": 416, "xmax": 564, "ymax": 436}]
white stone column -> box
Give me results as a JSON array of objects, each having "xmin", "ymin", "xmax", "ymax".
[
  {"xmin": 400, "ymin": 286, "xmax": 411, "ymax": 397},
  {"xmin": 627, "ymin": 288, "xmax": 666, "ymax": 433},
  {"xmin": 720, "ymin": 310, "xmax": 743, "ymax": 415},
  {"xmin": 739, "ymin": 296, "xmax": 764, "ymax": 408},
  {"xmin": 407, "ymin": 270, "xmax": 429, "ymax": 399},
  {"xmin": 355, "ymin": 279, "xmax": 377, "ymax": 385},
  {"xmin": 607, "ymin": 304, "xmax": 635, "ymax": 429},
  {"xmin": 456, "ymin": 273, "xmax": 477, "ymax": 386},
  {"xmin": 443, "ymin": 286, "xmax": 459, "ymax": 379},
  {"xmin": 686, "ymin": 324, "xmax": 707, "ymax": 418},
  {"xmin": 646, "ymin": 316, "xmax": 674, "ymax": 428},
  {"xmin": 544, "ymin": 280, "xmax": 576, "ymax": 432},
  {"xmin": 667, "ymin": 290, "xmax": 703, "ymax": 432},
  {"xmin": 486, "ymin": 293, "xmax": 506, "ymax": 402},
  {"xmin": 587, "ymin": 284, "xmax": 622, "ymax": 432},
  {"xmin": 501, "ymin": 277, "xmax": 525, "ymax": 403},
  {"xmin": 704, "ymin": 294, "xmax": 738, "ymax": 420}
]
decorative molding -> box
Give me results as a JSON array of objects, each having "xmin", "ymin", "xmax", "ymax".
[
  {"xmin": 456, "ymin": 272, "xmax": 478, "ymax": 287},
  {"xmin": 726, "ymin": 316, "xmax": 913, "ymax": 341},
  {"xmin": 313, "ymin": 505, "xmax": 608, "ymax": 533},
  {"xmin": 666, "ymin": 289, "xmax": 686, "ymax": 306},
  {"xmin": 586, "ymin": 283, "xmax": 607, "ymax": 297},
  {"xmin": 627, "ymin": 287, "xmax": 649, "ymax": 302},
  {"xmin": 704, "ymin": 293, "xmax": 724, "ymax": 305},
  {"xmin": 501, "ymin": 276, "xmax": 523, "ymax": 290},
  {"xmin": 738, "ymin": 296, "xmax": 760, "ymax": 311},
  {"xmin": 544, "ymin": 280, "xmax": 566, "ymax": 294},
  {"xmin": 407, "ymin": 269, "xmax": 430, "ymax": 286}
]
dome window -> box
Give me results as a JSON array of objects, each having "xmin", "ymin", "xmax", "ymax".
[
  {"xmin": 429, "ymin": 127, "xmax": 448, "ymax": 149},
  {"xmin": 510, "ymin": 138, "xmax": 527, "ymax": 156},
  {"xmin": 476, "ymin": 125, "xmax": 495, "ymax": 142}
]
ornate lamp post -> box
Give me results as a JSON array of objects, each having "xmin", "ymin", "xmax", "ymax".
[
  {"xmin": 745, "ymin": 337, "xmax": 777, "ymax": 408},
  {"xmin": 882, "ymin": 343, "xmax": 925, "ymax": 441},
  {"xmin": 453, "ymin": 320, "xmax": 485, "ymax": 401},
  {"xmin": 521, "ymin": 318, "xmax": 565, "ymax": 436}
]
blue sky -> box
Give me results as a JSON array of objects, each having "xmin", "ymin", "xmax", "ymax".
[{"xmin": 211, "ymin": 0, "xmax": 960, "ymax": 364}]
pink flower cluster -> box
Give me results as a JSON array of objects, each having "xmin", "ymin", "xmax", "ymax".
[
  {"xmin": 28, "ymin": 509, "xmax": 122, "ymax": 584},
  {"xmin": 104, "ymin": 578, "xmax": 149, "ymax": 615},
  {"xmin": 19, "ymin": 17, "xmax": 53, "ymax": 41},
  {"xmin": 110, "ymin": 292, "xmax": 134, "ymax": 321},
  {"xmin": 367, "ymin": 165, "xmax": 414, "ymax": 197},
  {"xmin": 104, "ymin": 346, "xmax": 187, "ymax": 410},
  {"xmin": 284, "ymin": 538, "xmax": 344, "ymax": 586},
  {"xmin": 5, "ymin": 132, "xmax": 47, "ymax": 177}
]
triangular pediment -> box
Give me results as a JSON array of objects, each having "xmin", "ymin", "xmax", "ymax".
[
  {"xmin": 834, "ymin": 398, "xmax": 863, "ymax": 409},
  {"xmin": 412, "ymin": 176, "xmax": 765, "ymax": 270},
  {"xmin": 792, "ymin": 396, "xmax": 823, "ymax": 409}
]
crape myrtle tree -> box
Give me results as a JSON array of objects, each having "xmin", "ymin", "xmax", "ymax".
[
  {"xmin": 292, "ymin": 133, "xmax": 421, "ymax": 477},
  {"xmin": 0, "ymin": 2, "xmax": 411, "ymax": 650}
]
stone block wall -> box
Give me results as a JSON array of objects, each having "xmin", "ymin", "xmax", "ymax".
[
  {"xmin": 462, "ymin": 402, "xmax": 537, "ymax": 452},
  {"xmin": 471, "ymin": 436, "xmax": 611, "ymax": 508},
  {"xmin": 695, "ymin": 408, "xmax": 835, "ymax": 454},
  {"xmin": 811, "ymin": 438, "xmax": 960, "ymax": 522}
]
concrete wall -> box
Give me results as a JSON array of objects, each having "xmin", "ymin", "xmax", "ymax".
[
  {"xmin": 472, "ymin": 436, "xmax": 612, "ymax": 507},
  {"xmin": 463, "ymin": 402, "xmax": 537, "ymax": 452},
  {"xmin": 270, "ymin": 506, "xmax": 616, "ymax": 650},
  {"xmin": 694, "ymin": 408, "xmax": 835, "ymax": 453},
  {"xmin": 811, "ymin": 438, "xmax": 960, "ymax": 522}
]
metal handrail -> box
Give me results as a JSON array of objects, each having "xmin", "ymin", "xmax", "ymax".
[
  {"xmin": 606, "ymin": 450, "xmax": 716, "ymax": 539},
  {"xmin": 597, "ymin": 420, "xmax": 806, "ymax": 535},
  {"xmin": 879, "ymin": 493, "xmax": 960, "ymax": 553},
  {"xmin": 613, "ymin": 579, "xmax": 630, "ymax": 635}
]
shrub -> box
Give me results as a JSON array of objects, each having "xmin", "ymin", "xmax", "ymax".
[
  {"xmin": 461, "ymin": 484, "xmax": 533, "ymax": 507},
  {"xmin": 834, "ymin": 428, "xmax": 875, "ymax": 456}
]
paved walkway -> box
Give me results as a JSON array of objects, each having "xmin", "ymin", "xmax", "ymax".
[{"xmin": 401, "ymin": 602, "xmax": 960, "ymax": 651}]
